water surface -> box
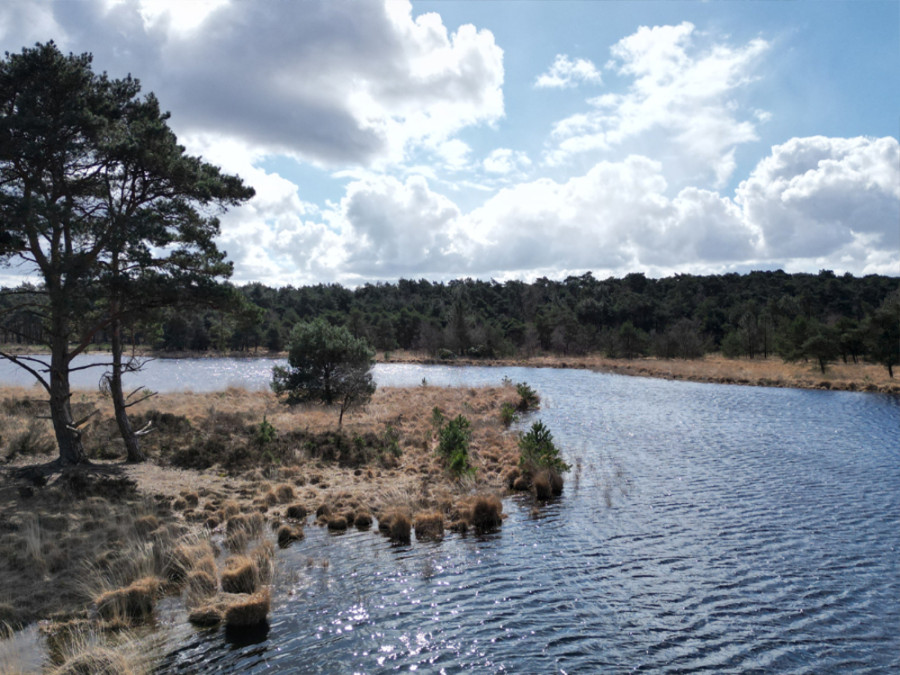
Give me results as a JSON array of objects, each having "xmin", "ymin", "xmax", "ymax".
[{"xmin": 3, "ymin": 358, "xmax": 897, "ymax": 672}]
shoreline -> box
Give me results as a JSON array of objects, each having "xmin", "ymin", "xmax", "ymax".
[
  {"xmin": 3, "ymin": 345, "xmax": 897, "ymax": 394},
  {"xmin": 377, "ymin": 351, "xmax": 900, "ymax": 395}
]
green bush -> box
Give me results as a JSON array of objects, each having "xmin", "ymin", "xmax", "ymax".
[
  {"xmin": 518, "ymin": 421, "xmax": 569, "ymax": 475},
  {"xmin": 255, "ymin": 416, "xmax": 276, "ymax": 447},
  {"xmin": 500, "ymin": 402, "xmax": 519, "ymax": 428},
  {"xmin": 515, "ymin": 382, "xmax": 540, "ymax": 412},
  {"xmin": 436, "ymin": 414, "xmax": 474, "ymax": 477}
]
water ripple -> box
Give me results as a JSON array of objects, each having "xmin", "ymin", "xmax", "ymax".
[{"xmin": 142, "ymin": 365, "xmax": 900, "ymax": 673}]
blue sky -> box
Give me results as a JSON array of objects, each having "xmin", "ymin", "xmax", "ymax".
[{"xmin": 1, "ymin": 0, "xmax": 897, "ymax": 287}]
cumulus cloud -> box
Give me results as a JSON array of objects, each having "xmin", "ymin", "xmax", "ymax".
[
  {"xmin": 242, "ymin": 136, "xmax": 897, "ymax": 285},
  {"xmin": 535, "ymin": 54, "xmax": 603, "ymax": 89},
  {"xmin": 547, "ymin": 22, "xmax": 768, "ymax": 188},
  {"xmin": 737, "ymin": 135, "xmax": 900, "ymax": 260},
  {"xmin": 4, "ymin": 0, "xmax": 504, "ymax": 168}
]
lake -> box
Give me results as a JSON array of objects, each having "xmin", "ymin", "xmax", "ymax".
[{"xmin": 2, "ymin": 357, "xmax": 899, "ymax": 673}]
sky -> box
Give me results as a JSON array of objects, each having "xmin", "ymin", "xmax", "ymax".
[{"xmin": 1, "ymin": 0, "xmax": 898, "ymax": 288}]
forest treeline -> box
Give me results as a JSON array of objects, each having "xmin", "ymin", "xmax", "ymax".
[{"xmin": 3, "ymin": 269, "xmax": 897, "ymax": 373}]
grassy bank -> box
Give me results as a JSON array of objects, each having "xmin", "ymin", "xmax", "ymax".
[{"xmin": 0, "ymin": 383, "xmax": 532, "ymax": 671}]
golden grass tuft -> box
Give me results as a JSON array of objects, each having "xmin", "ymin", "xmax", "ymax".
[
  {"xmin": 53, "ymin": 648, "xmax": 133, "ymax": 675},
  {"xmin": 274, "ymin": 483, "xmax": 295, "ymax": 503},
  {"xmin": 353, "ymin": 510, "xmax": 373, "ymax": 529},
  {"xmin": 185, "ymin": 569, "xmax": 218, "ymax": 601},
  {"xmin": 285, "ymin": 503, "xmax": 307, "ymax": 520},
  {"xmin": 223, "ymin": 589, "xmax": 270, "ymax": 628},
  {"xmin": 379, "ymin": 509, "xmax": 411, "ymax": 544},
  {"xmin": 221, "ymin": 556, "xmax": 259, "ymax": 595},
  {"xmin": 187, "ymin": 604, "xmax": 224, "ymax": 628},
  {"xmin": 413, "ymin": 511, "xmax": 444, "ymax": 541},
  {"xmin": 132, "ymin": 515, "xmax": 160, "ymax": 539},
  {"xmin": 276, "ymin": 524, "xmax": 304, "ymax": 548},
  {"xmin": 327, "ymin": 516, "xmax": 348, "ymax": 531},
  {"xmin": 533, "ymin": 472, "xmax": 552, "ymax": 500},
  {"xmin": 468, "ymin": 494, "xmax": 503, "ymax": 534},
  {"xmin": 95, "ymin": 576, "xmax": 159, "ymax": 623}
]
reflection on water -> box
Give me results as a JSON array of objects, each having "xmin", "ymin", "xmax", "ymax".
[{"xmin": 3, "ymin": 360, "xmax": 898, "ymax": 673}]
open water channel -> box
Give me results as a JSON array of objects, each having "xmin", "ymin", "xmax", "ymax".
[{"xmin": 1, "ymin": 357, "xmax": 898, "ymax": 673}]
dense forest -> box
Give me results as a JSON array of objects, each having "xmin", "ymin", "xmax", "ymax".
[{"xmin": 3, "ymin": 269, "xmax": 898, "ymax": 373}]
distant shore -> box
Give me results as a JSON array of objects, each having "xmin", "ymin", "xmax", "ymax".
[
  {"xmin": 378, "ymin": 351, "xmax": 900, "ymax": 395},
  {"xmin": 2, "ymin": 344, "xmax": 897, "ymax": 394}
]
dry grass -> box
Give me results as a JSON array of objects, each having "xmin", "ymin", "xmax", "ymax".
[
  {"xmin": 0, "ymin": 381, "xmax": 521, "ymax": 654},
  {"xmin": 223, "ymin": 589, "xmax": 270, "ymax": 628},
  {"xmin": 95, "ymin": 577, "xmax": 159, "ymax": 623},
  {"xmin": 221, "ymin": 555, "xmax": 259, "ymax": 595},
  {"xmin": 413, "ymin": 511, "xmax": 444, "ymax": 541}
]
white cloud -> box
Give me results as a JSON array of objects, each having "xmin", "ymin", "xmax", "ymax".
[
  {"xmin": 243, "ymin": 136, "xmax": 897, "ymax": 285},
  {"xmin": 737, "ymin": 135, "xmax": 900, "ymax": 264},
  {"xmin": 535, "ymin": 54, "xmax": 603, "ymax": 89},
  {"xmin": 547, "ymin": 22, "xmax": 768, "ymax": 188},
  {"xmin": 483, "ymin": 148, "xmax": 532, "ymax": 175},
  {"xmin": 7, "ymin": 0, "xmax": 504, "ymax": 169}
]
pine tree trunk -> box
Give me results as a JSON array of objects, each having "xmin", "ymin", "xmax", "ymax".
[
  {"xmin": 49, "ymin": 334, "xmax": 87, "ymax": 466},
  {"xmin": 110, "ymin": 312, "xmax": 145, "ymax": 463}
]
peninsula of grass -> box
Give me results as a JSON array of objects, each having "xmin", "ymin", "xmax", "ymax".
[{"xmin": 0, "ymin": 382, "xmax": 522, "ymax": 639}]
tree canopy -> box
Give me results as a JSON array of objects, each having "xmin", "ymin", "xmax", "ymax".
[
  {"xmin": 271, "ymin": 318, "xmax": 376, "ymax": 426},
  {"xmin": 0, "ymin": 42, "xmax": 253, "ymax": 465}
]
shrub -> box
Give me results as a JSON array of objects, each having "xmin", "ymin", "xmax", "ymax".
[
  {"xmin": 518, "ymin": 421, "xmax": 570, "ymax": 476},
  {"xmin": 274, "ymin": 483, "xmax": 295, "ymax": 503},
  {"xmin": 285, "ymin": 504, "xmax": 307, "ymax": 520},
  {"xmin": 327, "ymin": 516, "xmax": 348, "ymax": 531},
  {"xmin": 379, "ymin": 509, "xmax": 411, "ymax": 544},
  {"xmin": 436, "ymin": 415, "xmax": 474, "ymax": 477},
  {"xmin": 515, "ymin": 382, "xmax": 540, "ymax": 412},
  {"xmin": 186, "ymin": 569, "xmax": 218, "ymax": 599},
  {"xmin": 500, "ymin": 402, "xmax": 518, "ymax": 428},
  {"xmin": 189, "ymin": 604, "xmax": 224, "ymax": 628},
  {"xmin": 254, "ymin": 416, "xmax": 277, "ymax": 447}
]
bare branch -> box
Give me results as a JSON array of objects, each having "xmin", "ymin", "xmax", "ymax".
[{"xmin": 0, "ymin": 350, "xmax": 50, "ymax": 391}]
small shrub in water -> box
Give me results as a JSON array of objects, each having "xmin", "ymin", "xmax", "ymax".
[
  {"xmin": 515, "ymin": 382, "xmax": 540, "ymax": 412},
  {"xmin": 500, "ymin": 402, "xmax": 519, "ymax": 428},
  {"xmin": 277, "ymin": 524, "xmax": 304, "ymax": 548},
  {"xmin": 285, "ymin": 504, "xmax": 307, "ymax": 520},
  {"xmin": 518, "ymin": 421, "xmax": 570, "ymax": 476}
]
